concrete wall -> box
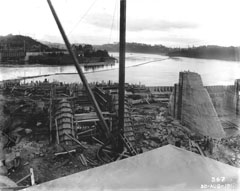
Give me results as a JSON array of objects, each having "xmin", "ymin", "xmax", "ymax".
[
  {"xmin": 205, "ymin": 85, "xmax": 236, "ymax": 117},
  {"xmin": 168, "ymin": 81, "xmax": 239, "ymax": 119},
  {"xmin": 169, "ymin": 72, "xmax": 225, "ymax": 139},
  {"xmin": 168, "ymin": 84, "xmax": 179, "ymax": 118},
  {"xmin": 234, "ymin": 79, "xmax": 240, "ymax": 114}
]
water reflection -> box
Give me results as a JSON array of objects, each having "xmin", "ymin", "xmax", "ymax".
[{"xmin": 83, "ymin": 63, "xmax": 115, "ymax": 72}]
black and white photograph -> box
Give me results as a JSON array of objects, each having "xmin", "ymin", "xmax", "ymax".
[{"xmin": 0, "ymin": 0, "xmax": 240, "ymax": 190}]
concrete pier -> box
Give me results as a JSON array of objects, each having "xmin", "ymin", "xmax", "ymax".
[{"xmin": 169, "ymin": 72, "xmax": 225, "ymax": 139}]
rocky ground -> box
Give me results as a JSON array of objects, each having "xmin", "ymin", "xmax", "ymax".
[
  {"xmin": 132, "ymin": 102, "xmax": 191, "ymax": 152},
  {"xmin": 7, "ymin": 140, "xmax": 103, "ymax": 185},
  {"xmin": 131, "ymin": 102, "xmax": 240, "ymax": 168},
  {"xmin": 1, "ymin": 95, "xmax": 240, "ymax": 187}
]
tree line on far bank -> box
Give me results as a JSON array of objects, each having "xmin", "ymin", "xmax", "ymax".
[
  {"xmin": 2, "ymin": 34, "xmax": 240, "ymax": 62},
  {"xmin": 168, "ymin": 45, "xmax": 240, "ymax": 61},
  {"xmin": 96, "ymin": 43, "xmax": 240, "ymax": 62}
]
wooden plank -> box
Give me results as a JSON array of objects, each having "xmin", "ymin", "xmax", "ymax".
[
  {"xmin": 74, "ymin": 112, "xmax": 110, "ymax": 120},
  {"xmin": 92, "ymin": 137, "xmax": 104, "ymax": 145},
  {"xmin": 64, "ymin": 133, "xmax": 87, "ymax": 149},
  {"xmin": 54, "ymin": 149, "xmax": 76, "ymax": 156},
  {"xmin": 30, "ymin": 168, "xmax": 35, "ymax": 186},
  {"xmin": 16, "ymin": 173, "xmax": 31, "ymax": 184},
  {"xmin": 55, "ymin": 119, "xmax": 60, "ymax": 144},
  {"xmin": 75, "ymin": 118, "xmax": 111, "ymax": 123},
  {"xmin": 79, "ymin": 154, "xmax": 88, "ymax": 166},
  {"xmin": 77, "ymin": 129, "xmax": 94, "ymax": 136}
]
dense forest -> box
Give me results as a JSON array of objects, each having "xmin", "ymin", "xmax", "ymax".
[
  {"xmin": 95, "ymin": 43, "xmax": 171, "ymax": 55},
  {"xmin": 0, "ymin": 35, "xmax": 110, "ymax": 57},
  {"xmin": 0, "ymin": 35, "xmax": 114, "ymax": 65},
  {"xmin": 96, "ymin": 43, "xmax": 240, "ymax": 62},
  {"xmin": 72, "ymin": 44, "xmax": 110, "ymax": 58},
  {"xmin": 2, "ymin": 35, "xmax": 240, "ymax": 62},
  {"xmin": 168, "ymin": 46, "xmax": 240, "ymax": 61},
  {"xmin": 0, "ymin": 34, "xmax": 60, "ymax": 52},
  {"xmin": 29, "ymin": 44, "xmax": 113, "ymax": 65}
]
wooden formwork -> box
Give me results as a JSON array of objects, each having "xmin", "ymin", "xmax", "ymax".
[{"xmin": 54, "ymin": 99, "xmax": 75, "ymax": 145}]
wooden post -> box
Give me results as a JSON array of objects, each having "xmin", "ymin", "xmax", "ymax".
[
  {"xmin": 46, "ymin": 0, "xmax": 110, "ymax": 140},
  {"xmin": 173, "ymin": 83, "xmax": 177, "ymax": 118},
  {"xmin": 110, "ymin": 116, "xmax": 113, "ymax": 132},
  {"xmin": 118, "ymin": 0, "xmax": 127, "ymax": 153},
  {"xmin": 55, "ymin": 119, "xmax": 60, "ymax": 144},
  {"xmin": 177, "ymin": 72, "xmax": 184, "ymax": 120},
  {"xmin": 236, "ymin": 80, "xmax": 239, "ymax": 114},
  {"xmin": 71, "ymin": 115, "xmax": 74, "ymax": 137},
  {"xmin": 30, "ymin": 168, "xmax": 35, "ymax": 186},
  {"xmin": 49, "ymin": 86, "xmax": 53, "ymax": 143}
]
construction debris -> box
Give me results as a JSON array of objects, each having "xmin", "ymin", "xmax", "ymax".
[
  {"xmin": 79, "ymin": 154, "xmax": 88, "ymax": 167},
  {"xmin": 1, "ymin": 79, "xmax": 240, "ymax": 187},
  {"xmin": 54, "ymin": 149, "xmax": 76, "ymax": 156},
  {"xmin": 64, "ymin": 133, "xmax": 87, "ymax": 149}
]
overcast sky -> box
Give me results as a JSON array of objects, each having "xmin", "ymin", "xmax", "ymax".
[{"xmin": 0, "ymin": 0, "xmax": 240, "ymax": 47}]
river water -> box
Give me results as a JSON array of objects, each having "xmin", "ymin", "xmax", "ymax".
[{"xmin": 1, "ymin": 52, "xmax": 240, "ymax": 86}]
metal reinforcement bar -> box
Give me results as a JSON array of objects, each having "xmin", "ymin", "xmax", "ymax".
[{"xmin": 46, "ymin": 0, "xmax": 110, "ymax": 139}]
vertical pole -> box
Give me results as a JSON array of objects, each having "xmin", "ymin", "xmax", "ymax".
[
  {"xmin": 23, "ymin": 40, "xmax": 26, "ymax": 53},
  {"xmin": 55, "ymin": 119, "xmax": 60, "ymax": 144},
  {"xmin": 173, "ymin": 83, "xmax": 177, "ymax": 118},
  {"xmin": 118, "ymin": 0, "xmax": 126, "ymax": 151},
  {"xmin": 46, "ymin": 0, "xmax": 110, "ymax": 139},
  {"xmin": 177, "ymin": 72, "xmax": 183, "ymax": 120},
  {"xmin": 49, "ymin": 86, "xmax": 52, "ymax": 143},
  {"xmin": 24, "ymin": 71, "xmax": 26, "ymax": 84},
  {"xmin": 30, "ymin": 168, "xmax": 35, "ymax": 186},
  {"xmin": 236, "ymin": 80, "xmax": 239, "ymax": 114}
]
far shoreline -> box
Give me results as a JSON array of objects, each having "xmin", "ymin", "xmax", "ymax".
[{"xmin": 0, "ymin": 60, "xmax": 116, "ymax": 68}]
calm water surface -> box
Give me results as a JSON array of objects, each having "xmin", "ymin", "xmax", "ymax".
[{"xmin": 1, "ymin": 52, "xmax": 240, "ymax": 86}]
